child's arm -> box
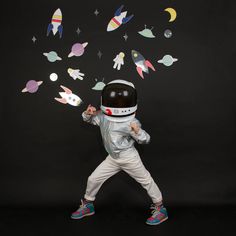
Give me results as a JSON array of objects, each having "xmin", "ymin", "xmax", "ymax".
[
  {"xmin": 130, "ymin": 120, "xmax": 150, "ymax": 144},
  {"xmin": 82, "ymin": 104, "xmax": 101, "ymax": 126}
]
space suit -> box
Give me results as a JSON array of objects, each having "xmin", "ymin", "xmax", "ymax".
[
  {"xmin": 71, "ymin": 80, "xmax": 168, "ymax": 225},
  {"xmin": 83, "ymin": 80, "xmax": 162, "ymax": 203}
]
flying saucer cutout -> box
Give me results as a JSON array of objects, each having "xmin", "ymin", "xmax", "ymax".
[
  {"xmin": 164, "ymin": 8, "xmax": 177, "ymax": 22},
  {"xmin": 92, "ymin": 78, "xmax": 106, "ymax": 91},
  {"xmin": 138, "ymin": 25, "xmax": 155, "ymax": 38}
]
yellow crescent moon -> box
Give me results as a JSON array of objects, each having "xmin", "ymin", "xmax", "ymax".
[{"xmin": 164, "ymin": 7, "xmax": 177, "ymax": 22}]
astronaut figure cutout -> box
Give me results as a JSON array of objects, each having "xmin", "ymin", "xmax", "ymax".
[
  {"xmin": 71, "ymin": 80, "xmax": 168, "ymax": 225},
  {"xmin": 113, "ymin": 52, "xmax": 125, "ymax": 70}
]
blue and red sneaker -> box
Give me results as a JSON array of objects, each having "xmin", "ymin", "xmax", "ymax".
[
  {"xmin": 71, "ymin": 199, "xmax": 95, "ymax": 219},
  {"xmin": 146, "ymin": 204, "xmax": 168, "ymax": 225}
]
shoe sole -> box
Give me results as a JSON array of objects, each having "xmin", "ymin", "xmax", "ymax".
[
  {"xmin": 71, "ymin": 212, "xmax": 95, "ymax": 220},
  {"xmin": 146, "ymin": 216, "xmax": 168, "ymax": 225}
]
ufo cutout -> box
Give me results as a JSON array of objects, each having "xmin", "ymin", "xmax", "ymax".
[
  {"xmin": 138, "ymin": 25, "xmax": 156, "ymax": 38},
  {"xmin": 92, "ymin": 78, "xmax": 106, "ymax": 91}
]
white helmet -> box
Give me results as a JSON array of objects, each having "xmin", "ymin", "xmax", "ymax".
[{"xmin": 100, "ymin": 80, "xmax": 137, "ymax": 122}]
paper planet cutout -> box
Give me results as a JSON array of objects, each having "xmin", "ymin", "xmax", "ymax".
[
  {"xmin": 138, "ymin": 25, "xmax": 155, "ymax": 38},
  {"xmin": 43, "ymin": 51, "xmax": 62, "ymax": 62},
  {"xmin": 68, "ymin": 42, "xmax": 88, "ymax": 57},
  {"xmin": 158, "ymin": 55, "xmax": 178, "ymax": 67},
  {"xmin": 22, "ymin": 80, "xmax": 43, "ymax": 93},
  {"xmin": 50, "ymin": 73, "xmax": 58, "ymax": 81},
  {"xmin": 164, "ymin": 29, "xmax": 172, "ymax": 38}
]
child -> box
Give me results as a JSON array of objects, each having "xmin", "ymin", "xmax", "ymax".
[{"xmin": 71, "ymin": 80, "xmax": 168, "ymax": 225}]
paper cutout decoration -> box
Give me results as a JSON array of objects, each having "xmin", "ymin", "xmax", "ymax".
[
  {"xmin": 131, "ymin": 50, "xmax": 156, "ymax": 79},
  {"xmin": 138, "ymin": 25, "xmax": 155, "ymax": 38},
  {"xmin": 47, "ymin": 8, "xmax": 63, "ymax": 38},
  {"xmin": 113, "ymin": 52, "xmax": 125, "ymax": 70},
  {"xmin": 50, "ymin": 73, "xmax": 58, "ymax": 81},
  {"xmin": 32, "ymin": 36, "xmax": 36, "ymax": 43},
  {"xmin": 123, "ymin": 33, "xmax": 128, "ymax": 41},
  {"xmin": 97, "ymin": 50, "xmax": 102, "ymax": 59},
  {"xmin": 158, "ymin": 55, "xmax": 178, "ymax": 66},
  {"xmin": 94, "ymin": 9, "xmax": 99, "ymax": 16},
  {"xmin": 76, "ymin": 27, "xmax": 81, "ymax": 36},
  {"xmin": 107, "ymin": 5, "xmax": 134, "ymax": 32},
  {"xmin": 22, "ymin": 80, "xmax": 43, "ymax": 93},
  {"xmin": 68, "ymin": 42, "xmax": 88, "ymax": 57},
  {"xmin": 164, "ymin": 29, "xmax": 172, "ymax": 38},
  {"xmin": 55, "ymin": 85, "xmax": 83, "ymax": 106},
  {"xmin": 164, "ymin": 8, "xmax": 177, "ymax": 22},
  {"xmin": 67, "ymin": 68, "xmax": 85, "ymax": 80},
  {"xmin": 43, "ymin": 51, "xmax": 62, "ymax": 62},
  {"xmin": 92, "ymin": 78, "xmax": 106, "ymax": 90}
]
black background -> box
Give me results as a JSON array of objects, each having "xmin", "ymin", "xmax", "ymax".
[{"xmin": 1, "ymin": 0, "xmax": 236, "ymax": 211}]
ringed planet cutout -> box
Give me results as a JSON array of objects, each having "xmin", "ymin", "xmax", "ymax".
[
  {"xmin": 22, "ymin": 80, "xmax": 43, "ymax": 93},
  {"xmin": 164, "ymin": 8, "xmax": 177, "ymax": 22},
  {"xmin": 43, "ymin": 51, "xmax": 62, "ymax": 62},
  {"xmin": 68, "ymin": 42, "xmax": 88, "ymax": 57},
  {"xmin": 158, "ymin": 55, "xmax": 178, "ymax": 66}
]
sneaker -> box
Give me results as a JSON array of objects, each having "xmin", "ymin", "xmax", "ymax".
[
  {"xmin": 146, "ymin": 204, "xmax": 168, "ymax": 225},
  {"xmin": 71, "ymin": 199, "xmax": 95, "ymax": 219}
]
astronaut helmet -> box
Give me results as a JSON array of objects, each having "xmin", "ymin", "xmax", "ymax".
[{"xmin": 100, "ymin": 80, "xmax": 137, "ymax": 122}]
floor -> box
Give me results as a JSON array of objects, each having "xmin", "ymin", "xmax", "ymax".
[{"xmin": 0, "ymin": 204, "xmax": 235, "ymax": 236}]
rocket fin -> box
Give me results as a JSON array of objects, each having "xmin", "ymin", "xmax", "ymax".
[
  {"xmin": 115, "ymin": 5, "xmax": 124, "ymax": 16},
  {"xmin": 47, "ymin": 23, "xmax": 53, "ymax": 36},
  {"xmin": 136, "ymin": 67, "xmax": 144, "ymax": 79},
  {"xmin": 54, "ymin": 97, "xmax": 67, "ymax": 104},
  {"xmin": 145, "ymin": 60, "xmax": 156, "ymax": 71},
  {"xmin": 60, "ymin": 85, "xmax": 72, "ymax": 94},
  {"xmin": 122, "ymin": 14, "xmax": 134, "ymax": 24},
  {"xmin": 58, "ymin": 25, "xmax": 63, "ymax": 38}
]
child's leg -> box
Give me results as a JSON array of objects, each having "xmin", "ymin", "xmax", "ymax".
[
  {"xmin": 84, "ymin": 155, "xmax": 121, "ymax": 201},
  {"xmin": 120, "ymin": 153, "xmax": 163, "ymax": 204}
]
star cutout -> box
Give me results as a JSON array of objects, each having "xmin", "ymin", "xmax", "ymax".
[
  {"xmin": 32, "ymin": 36, "xmax": 36, "ymax": 43},
  {"xmin": 76, "ymin": 27, "xmax": 81, "ymax": 35},
  {"xmin": 123, "ymin": 33, "xmax": 128, "ymax": 41},
  {"xmin": 97, "ymin": 50, "xmax": 102, "ymax": 59},
  {"xmin": 94, "ymin": 9, "xmax": 99, "ymax": 16}
]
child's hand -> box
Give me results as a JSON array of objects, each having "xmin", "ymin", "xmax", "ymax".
[
  {"xmin": 85, "ymin": 104, "xmax": 97, "ymax": 115},
  {"xmin": 130, "ymin": 122, "xmax": 140, "ymax": 134}
]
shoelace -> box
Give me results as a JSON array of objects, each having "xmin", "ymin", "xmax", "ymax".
[
  {"xmin": 77, "ymin": 199, "xmax": 87, "ymax": 211},
  {"xmin": 150, "ymin": 204, "xmax": 162, "ymax": 218}
]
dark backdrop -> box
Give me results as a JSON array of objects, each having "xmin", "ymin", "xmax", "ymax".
[{"xmin": 1, "ymin": 0, "xmax": 236, "ymax": 207}]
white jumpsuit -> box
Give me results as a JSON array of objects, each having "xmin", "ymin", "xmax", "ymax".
[{"xmin": 82, "ymin": 111, "xmax": 163, "ymax": 204}]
